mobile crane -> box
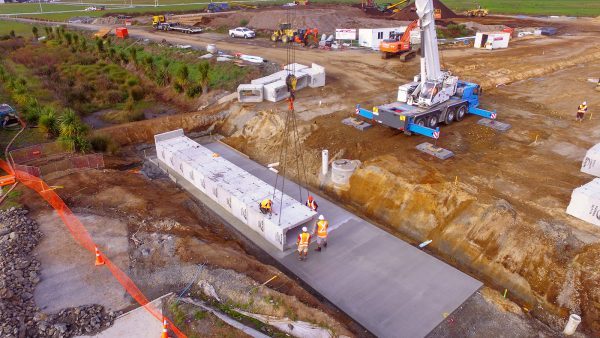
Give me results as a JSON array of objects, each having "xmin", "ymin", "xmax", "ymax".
[{"xmin": 356, "ymin": 0, "xmax": 496, "ymax": 139}]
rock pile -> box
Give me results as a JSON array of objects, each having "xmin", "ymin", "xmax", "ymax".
[{"xmin": 0, "ymin": 208, "xmax": 118, "ymax": 337}]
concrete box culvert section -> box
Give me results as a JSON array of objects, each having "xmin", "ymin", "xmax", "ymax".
[
  {"xmin": 566, "ymin": 178, "xmax": 600, "ymax": 227},
  {"xmin": 154, "ymin": 129, "xmax": 317, "ymax": 251},
  {"xmin": 157, "ymin": 139, "xmax": 482, "ymax": 338},
  {"xmin": 581, "ymin": 143, "xmax": 600, "ymax": 177}
]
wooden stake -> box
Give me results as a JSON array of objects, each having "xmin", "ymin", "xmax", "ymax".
[{"xmin": 503, "ymin": 289, "xmax": 508, "ymax": 298}]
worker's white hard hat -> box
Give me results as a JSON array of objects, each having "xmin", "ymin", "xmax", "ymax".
[
  {"xmin": 583, "ymin": 101, "xmax": 587, "ymax": 105},
  {"xmin": 318, "ymin": 215, "xmax": 324, "ymax": 220},
  {"xmin": 302, "ymin": 227, "xmax": 308, "ymax": 232}
]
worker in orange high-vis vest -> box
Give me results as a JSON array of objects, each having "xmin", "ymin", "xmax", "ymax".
[
  {"xmin": 314, "ymin": 214, "xmax": 328, "ymax": 252},
  {"xmin": 305, "ymin": 195, "xmax": 318, "ymax": 212},
  {"xmin": 297, "ymin": 226, "xmax": 311, "ymax": 261}
]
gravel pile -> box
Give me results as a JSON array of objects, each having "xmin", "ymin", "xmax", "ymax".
[{"xmin": 0, "ymin": 208, "xmax": 118, "ymax": 338}]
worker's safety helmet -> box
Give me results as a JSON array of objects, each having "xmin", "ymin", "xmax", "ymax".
[
  {"xmin": 318, "ymin": 215, "xmax": 324, "ymax": 220},
  {"xmin": 583, "ymin": 101, "xmax": 587, "ymax": 105},
  {"xmin": 302, "ymin": 227, "xmax": 308, "ymax": 232},
  {"xmin": 308, "ymin": 195, "xmax": 314, "ymax": 201}
]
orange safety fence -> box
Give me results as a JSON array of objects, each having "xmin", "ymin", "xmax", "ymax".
[{"xmin": 0, "ymin": 159, "xmax": 186, "ymax": 338}]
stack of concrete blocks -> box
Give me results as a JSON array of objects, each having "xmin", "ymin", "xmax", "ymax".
[
  {"xmin": 566, "ymin": 143, "xmax": 600, "ymax": 226},
  {"xmin": 155, "ymin": 129, "xmax": 317, "ymax": 250},
  {"xmin": 237, "ymin": 63, "xmax": 326, "ymax": 103},
  {"xmin": 237, "ymin": 84, "xmax": 264, "ymax": 103}
]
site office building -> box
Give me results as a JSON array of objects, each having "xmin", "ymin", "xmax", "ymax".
[{"xmin": 359, "ymin": 26, "xmax": 406, "ymax": 50}]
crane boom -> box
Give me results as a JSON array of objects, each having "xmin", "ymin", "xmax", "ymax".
[{"xmin": 415, "ymin": 0, "xmax": 441, "ymax": 82}]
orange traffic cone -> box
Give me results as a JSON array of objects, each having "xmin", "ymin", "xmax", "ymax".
[
  {"xmin": 161, "ymin": 319, "xmax": 168, "ymax": 338},
  {"xmin": 94, "ymin": 247, "xmax": 105, "ymax": 266}
]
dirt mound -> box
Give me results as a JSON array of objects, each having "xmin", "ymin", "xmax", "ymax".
[
  {"xmin": 178, "ymin": 5, "xmax": 410, "ymax": 33},
  {"xmin": 390, "ymin": 0, "xmax": 458, "ymax": 21}
]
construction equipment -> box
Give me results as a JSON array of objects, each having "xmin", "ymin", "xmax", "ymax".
[
  {"xmin": 0, "ymin": 104, "xmax": 18, "ymax": 129},
  {"xmin": 379, "ymin": 19, "xmax": 418, "ymax": 60},
  {"xmin": 385, "ymin": 0, "xmax": 409, "ymax": 12},
  {"xmin": 294, "ymin": 0, "xmax": 309, "ymax": 5},
  {"xmin": 465, "ymin": 3, "xmax": 488, "ymax": 17},
  {"xmin": 207, "ymin": 2, "xmax": 230, "ymax": 13},
  {"xmin": 294, "ymin": 28, "xmax": 319, "ymax": 47},
  {"xmin": 152, "ymin": 15, "xmax": 166, "ymax": 27},
  {"xmin": 271, "ymin": 23, "xmax": 296, "ymax": 43},
  {"xmin": 93, "ymin": 28, "xmax": 110, "ymax": 39},
  {"xmin": 355, "ymin": 0, "xmax": 497, "ymax": 140}
]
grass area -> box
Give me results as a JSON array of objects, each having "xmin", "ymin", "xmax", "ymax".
[
  {"xmin": 0, "ymin": 21, "xmax": 37, "ymax": 38},
  {"xmin": 0, "ymin": 0, "xmax": 597, "ymax": 21},
  {"xmin": 0, "ymin": 188, "xmax": 23, "ymax": 210},
  {"xmin": 441, "ymin": 0, "xmax": 600, "ymax": 17},
  {"xmin": 0, "ymin": 2, "xmax": 208, "ymax": 21}
]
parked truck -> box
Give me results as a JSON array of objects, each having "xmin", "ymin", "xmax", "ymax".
[
  {"xmin": 356, "ymin": 0, "xmax": 496, "ymax": 139},
  {"xmin": 155, "ymin": 22, "xmax": 203, "ymax": 34}
]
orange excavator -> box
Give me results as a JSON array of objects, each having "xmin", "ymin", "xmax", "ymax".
[
  {"xmin": 294, "ymin": 28, "xmax": 319, "ymax": 47},
  {"xmin": 379, "ymin": 19, "xmax": 419, "ymax": 61}
]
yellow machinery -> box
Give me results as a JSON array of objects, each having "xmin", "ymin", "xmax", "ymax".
[
  {"xmin": 152, "ymin": 15, "xmax": 166, "ymax": 27},
  {"xmin": 271, "ymin": 23, "xmax": 296, "ymax": 43},
  {"xmin": 386, "ymin": 0, "xmax": 409, "ymax": 13},
  {"xmin": 93, "ymin": 28, "xmax": 110, "ymax": 38},
  {"xmin": 465, "ymin": 4, "xmax": 488, "ymax": 17}
]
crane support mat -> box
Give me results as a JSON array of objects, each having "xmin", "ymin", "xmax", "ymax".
[
  {"xmin": 154, "ymin": 129, "xmax": 316, "ymax": 251},
  {"xmin": 477, "ymin": 118, "xmax": 512, "ymax": 132},
  {"xmin": 342, "ymin": 117, "xmax": 372, "ymax": 131},
  {"xmin": 416, "ymin": 142, "xmax": 455, "ymax": 160}
]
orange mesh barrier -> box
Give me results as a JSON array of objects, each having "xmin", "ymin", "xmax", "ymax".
[{"xmin": 0, "ymin": 159, "xmax": 186, "ymax": 338}]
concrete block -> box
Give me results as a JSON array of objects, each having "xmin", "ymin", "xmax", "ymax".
[
  {"xmin": 251, "ymin": 70, "xmax": 288, "ymax": 86},
  {"xmin": 416, "ymin": 143, "xmax": 455, "ymax": 160},
  {"xmin": 237, "ymin": 84, "xmax": 264, "ymax": 103},
  {"xmin": 342, "ymin": 117, "xmax": 372, "ymax": 131},
  {"xmin": 284, "ymin": 63, "xmax": 309, "ymax": 72},
  {"xmin": 581, "ymin": 143, "xmax": 600, "ymax": 177},
  {"xmin": 264, "ymin": 80, "xmax": 290, "ymax": 102},
  {"xmin": 300, "ymin": 63, "xmax": 326, "ymax": 88},
  {"xmin": 155, "ymin": 133, "xmax": 316, "ymax": 250},
  {"xmin": 566, "ymin": 178, "xmax": 600, "ymax": 227},
  {"xmin": 477, "ymin": 118, "xmax": 512, "ymax": 132}
]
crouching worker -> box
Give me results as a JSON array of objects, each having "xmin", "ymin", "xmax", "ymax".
[
  {"xmin": 297, "ymin": 227, "xmax": 311, "ymax": 261},
  {"xmin": 259, "ymin": 198, "xmax": 272, "ymax": 215}
]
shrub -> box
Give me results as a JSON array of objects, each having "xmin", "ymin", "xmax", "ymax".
[
  {"xmin": 129, "ymin": 85, "xmax": 145, "ymax": 101},
  {"xmin": 89, "ymin": 134, "xmax": 110, "ymax": 152},
  {"xmin": 173, "ymin": 82, "xmax": 184, "ymax": 93},
  {"xmin": 240, "ymin": 19, "xmax": 249, "ymax": 27},
  {"xmin": 186, "ymin": 84, "xmax": 201, "ymax": 98},
  {"xmin": 106, "ymin": 89, "xmax": 126, "ymax": 104},
  {"xmin": 38, "ymin": 107, "xmax": 59, "ymax": 137}
]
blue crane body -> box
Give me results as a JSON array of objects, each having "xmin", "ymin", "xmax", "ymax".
[{"xmin": 356, "ymin": 80, "xmax": 496, "ymax": 139}]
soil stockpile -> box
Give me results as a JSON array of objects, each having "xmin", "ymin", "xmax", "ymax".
[{"xmin": 391, "ymin": 0, "xmax": 458, "ymax": 20}]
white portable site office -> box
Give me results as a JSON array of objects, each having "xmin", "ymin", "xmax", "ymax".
[
  {"xmin": 474, "ymin": 32, "xmax": 510, "ymax": 50},
  {"xmin": 155, "ymin": 130, "xmax": 317, "ymax": 251},
  {"xmin": 358, "ymin": 26, "xmax": 406, "ymax": 50}
]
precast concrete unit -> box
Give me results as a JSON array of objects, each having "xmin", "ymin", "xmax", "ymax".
[{"xmin": 155, "ymin": 129, "xmax": 317, "ymax": 250}]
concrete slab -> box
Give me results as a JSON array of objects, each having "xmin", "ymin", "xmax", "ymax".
[
  {"xmin": 416, "ymin": 142, "xmax": 455, "ymax": 160},
  {"xmin": 77, "ymin": 294, "xmax": 168, "ymax": 338},
  {"xmin": 158, "ymin": 140, "xmax": 482, "ymax": 338},
  {"xmin": 342, "ymin": 117, "xmax": 372, "ymax": 131},
  {"xmin": 33, "ymin": 212, "xmax": 132, "ymax": 313},
  {"xmin": 477, "ymin": 118, "xmax": 512, "ymax": 132}
]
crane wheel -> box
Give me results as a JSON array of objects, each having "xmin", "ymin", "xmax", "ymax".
[
  {"xmin": 456, "ymin": 105, "xmax": 467, "ymax": 122},
  {"xmin": 415, "ymin": 118, "xmax": 426, "ymax": 127},
  {"xmin": 445, "ymin": 109, "xmax": 455, "ymax": 125},
  {"xmin": 428, "ymin": 114, "xmax": 439, "ymax": 128}
]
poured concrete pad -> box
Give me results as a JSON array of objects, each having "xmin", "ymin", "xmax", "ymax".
[
  {"xmin": 160, "ymin": 141, "xmax": 482, "ymax": 338},
  {"xmin": 416, "ymin": 142, "xmax": 455, "ymax": 160},
  {"xmin": 477, "ymin": 118, "xmax": 512, "ymax": 132},
  {"xmin": 342, "ymin": 117, "xmax": 372, "ymax": 131},
  {"xmin": 34, "ymin": 212, "xmax": 132, "ymax": 313}
]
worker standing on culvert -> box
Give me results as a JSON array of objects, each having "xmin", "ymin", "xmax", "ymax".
[
  {"xmin": 297, "ymin": 227, "xmax": 311, "ymax": 261},
  {"xmin": 259, "ymin": 198, "xmax": 272, "ymax": 216},
  {"xmin": 314, "ymin": 215, "xmax": 328, "ymax": 252},
  {"xmin": 577, "ymin": 101, "xmax": 588, "ymax": 122},
  {"xmin": 305, "ymin": 195, "xmax": 318, "ymax": 212}
]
